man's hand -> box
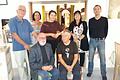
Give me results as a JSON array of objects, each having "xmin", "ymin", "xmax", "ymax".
[
  {"xmin": 72, "ymin": 34, "xmax": 78, "ymax": 41},
  {"xmin": 48, "ymin": 65, "xmax": 53, "ymax": 71},
  {"xmin": 54, "ymin": 31, "xmax": 64, "ymax": 38},
  {"xmin": 50, "ymin": 33, "xmax": 56, "ymax": 38},
  {"xmin": 24, "ymin": 44, "xmax": 30, "ymax": 50},
  {"xmin": 12, "ymin": 32, "xmax": 31, "ymax": 50},
  {"xmin": 65, "ymin": 65, "xmax": 73, "ymax": 72},
  {"xmin": 41, "ymin": 66, "xmax": 50, "ymax": 71},
  {"xmin": 41, "ymin": 65, "xmax": 53, "ymax": 71}
]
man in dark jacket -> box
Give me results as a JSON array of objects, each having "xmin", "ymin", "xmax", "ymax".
[{"xmin": 29, "ymin": 33, "xmax": 59, "ymax": 80}]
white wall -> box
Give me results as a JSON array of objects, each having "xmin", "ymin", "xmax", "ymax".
[
  {"xmin": 105, "ymin": 19, "xmax": 120, "ymax": 67},
  {"xmin": 87, "ymin": 0, "xmax": 109, "ymax": 20},
  {"xmin": 0, "ymin": 0, "xmax": 30, "ymax": 20}
]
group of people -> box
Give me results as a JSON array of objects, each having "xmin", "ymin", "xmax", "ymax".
[{"xmin": 8, "ymin": 4, "xmax": 108, "ymax": 80}]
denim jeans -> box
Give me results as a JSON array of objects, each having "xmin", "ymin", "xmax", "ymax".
[
  {"xmin": 59, "ymin": 63, "xmax": 81, "ymax": 80},
  {"xmin": 88, "ymin": 38, "xmax": 106, "ymax": 76},
  {"xmin": 37, "ymin": 67, "xmax": 59, "ymax": 80}
]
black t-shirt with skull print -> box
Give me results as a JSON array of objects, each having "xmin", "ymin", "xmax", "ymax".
[{"xmin": 56, "ymin": 41, "xmax": 78, "ymax": 65}]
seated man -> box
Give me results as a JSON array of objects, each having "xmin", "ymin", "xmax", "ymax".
[
  {"xmin": 29, "ymin": 33, "xmax": 59, "ymax": 80},
  {"xmin": 56, "ymin": 29, "xmax": 81, "ymax": 80}
]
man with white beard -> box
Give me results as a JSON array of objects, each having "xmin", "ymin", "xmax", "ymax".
[{"xmin": 29, "ymin": 33, "xmax": 59, "ymax": 80}]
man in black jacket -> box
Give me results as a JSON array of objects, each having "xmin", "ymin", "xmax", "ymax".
[
  {"xmin": 29, "ymin": 33, "xmax": 59, "ymax": 80},
  {"xmin": 87, "ymin": 5, "xmax": 108, "ymax": 80}
]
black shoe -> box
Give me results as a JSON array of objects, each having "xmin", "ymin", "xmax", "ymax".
[
  {"xmin": 102, "ymin": 76, "xmax": 107, "ymax": 80},
  {"xmin": 87, "ymin": 73, "xmax": 92, "ymax": 77}
]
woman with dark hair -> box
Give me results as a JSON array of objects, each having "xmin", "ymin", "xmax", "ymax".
[
  {"xmin": 32, "ymin": 11, "xmax": 42, "ymax": 32},
  {"xmin": 31, "ymin": 11, "xmax": 42, "ymax": 44},
  {"xmin": 69, "ymin": 10, "xmax": 89, "ymax": 71},
  {"xmin": 41, "ymin": 10, "xmax": 63, "ymax": 54}
]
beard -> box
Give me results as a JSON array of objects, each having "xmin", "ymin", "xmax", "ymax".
[{"xmin": 39, "ymin": 40, "xmax": 46, "ymax": 46}]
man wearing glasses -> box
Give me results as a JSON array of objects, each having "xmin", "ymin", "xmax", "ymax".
[{"xmin": 8, "ymin": 5, "xmax": 37, "ymax": 80}]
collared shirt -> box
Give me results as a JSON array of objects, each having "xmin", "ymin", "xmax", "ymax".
[{"xmin": 9, "ymin": 16, "xmax": 33, "ymax": 51}]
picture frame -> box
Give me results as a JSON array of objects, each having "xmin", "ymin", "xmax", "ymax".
[
  {"xmin": 0, "ymin": 0, "xmax": 8, "ymax": 5},
  {"xmin": 1, "ymin": 19, "xmax": 12, "ymax": 43},
  {"xmin": 108, "ymin": 0, "xmax": 120, "ymax": 19}
]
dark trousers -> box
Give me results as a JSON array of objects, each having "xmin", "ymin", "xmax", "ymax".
[
  {"xmin": 37, "ymin": 67, "xmax": 59, "ymax": 80},
  {"xmin": 59, "ymin": 63, "xmax": 81, "ymax": 80},
  {"xmin": 79, "ymin": 52, "xmax": 85, "ymax": 67}
]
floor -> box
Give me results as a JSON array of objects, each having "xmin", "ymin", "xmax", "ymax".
[
  {"xmin": 13, "ymin": 68, "xmax": 114, "ymax": 80},
  {"xmin": 81, "ymin": 68, "xmax": 114, "ymax": 80}
]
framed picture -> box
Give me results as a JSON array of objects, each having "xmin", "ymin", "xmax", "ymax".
[
  {"xmin": 108, "ymin": 0, "xmax": 120, "ymax": 19},
  {"xmin": 1, "ymin": 19, "xmax": 12, "ymax": 43},
  {"xmin": 0, "ymin": 0, "xmax": 8, "ymax": 5}
]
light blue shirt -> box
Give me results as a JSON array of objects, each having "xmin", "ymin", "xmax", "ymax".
[{"xmin": 8, "ymin": 16, "xmax": 33, "ymax": 51}]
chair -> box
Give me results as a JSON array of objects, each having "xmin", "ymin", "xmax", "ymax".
[
  {"xmin": 113, "ymin": 42, "xmax": 120, "ymax": 80},
  {"xmin": 30, "ymin": 70, "xmax": 38, "ymax": 80},
  {"xmin": 31, "ymin": 70, "xmax": 43, "ymax": 80}
]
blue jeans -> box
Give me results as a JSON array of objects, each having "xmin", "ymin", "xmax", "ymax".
[
  {"xmin": 59, "ymin": 63, "xmax": 81, "ymax": 80},
  {"xmin": 37, "ymin": 67, "xmax": 59, "ymax": 80},
  {"xmin": 88, "ymin": 38, "xmax": 106, "ymax": 76}
]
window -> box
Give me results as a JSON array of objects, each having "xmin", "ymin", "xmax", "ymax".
[{"xmin": 0, "ymin": 0, "xmax": 8, "ymax": 5}]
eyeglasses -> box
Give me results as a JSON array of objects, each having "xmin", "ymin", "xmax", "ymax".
[{"xmin": 18, "ymin": 9, "xmax": 26, "ymax": 12}]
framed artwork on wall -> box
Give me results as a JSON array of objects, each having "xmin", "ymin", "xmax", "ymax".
[
  {"xmin": 0, "ymin": 0, "xmax": 8, "ymax": 5},
  {"xmin": 29, "ymin": 0, "xmax": 87, "ymax": 27},
  {"xmin": 108, "ymin": 0, "xmax": 120, "ymax": 19},
  {"xmin": 1, "ymin": 19, "xmax": 12, "ymax": 43}
]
